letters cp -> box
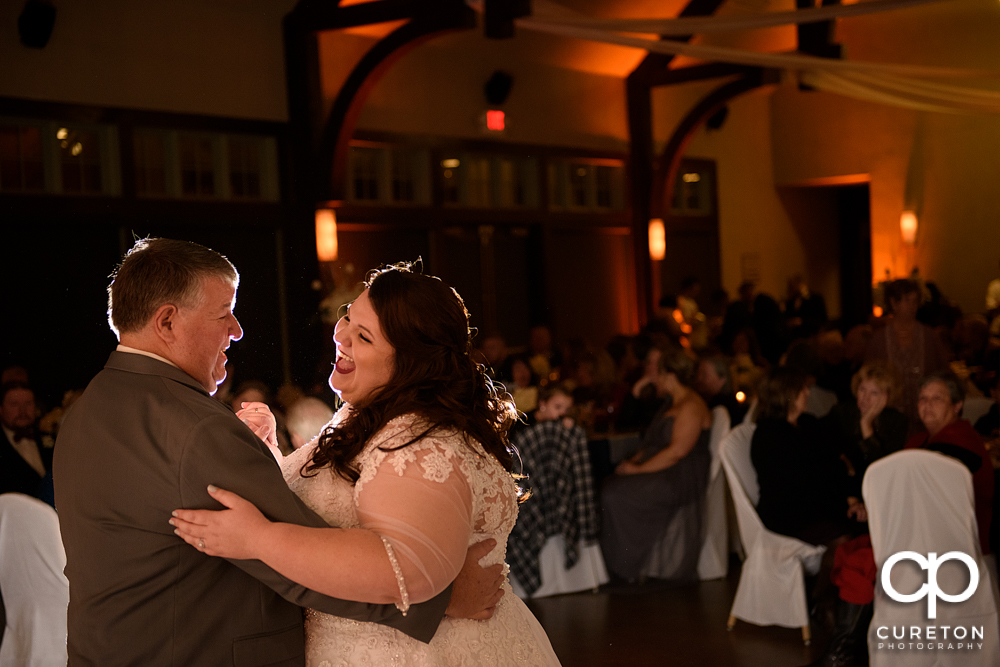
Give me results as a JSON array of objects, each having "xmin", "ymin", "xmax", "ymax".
[{"xmin": 882, "ymin": 551, "xmax": 979, "ymax": 619}]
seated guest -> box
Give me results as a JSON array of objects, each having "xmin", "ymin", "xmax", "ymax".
[
  {"xmin": 509, "ymin": 383, "xmax": 574, "ymax": 444},
  {"xmin": 751, "ymin": 368, "xmax": 863, "ymax": 546},
  {"xmin": 285, "ymin": 397, "xmax": 335, "ymax": 450},
  {"xmin": 783, "ymin": 339, "xmax": 838, "ymax": 418},
  {"xmin": 905, "ymin": 371, "xmax": 993, "ymax": 555},
  {"xmin": 508, "ymin": 401, "xmax": 602, "ymax": 598},
  {"xmin": 229, "ymin": 379, "xmax": 271, "ymax": 414},
  {"xmin": 695, "ymin": 354, "xmax": 749, "ymax": 425},
  {"xmin": 727, "ymin": 328, "xmax": 765, "ymax": 398},
  {"xmin": 974, "ymin": 370, "xmax": 999, "ymax": 440},
  {"xmin": 504, "ymin": 354, "xmax": 540, "ymax": 415},
  {"xmin": 0, "ymin": 382, "xmax": 51, "ymax": 503},
  {"xmin": 812, "ymin": 371, "xmax": 995, "ymax": 667},
  {"xmin": 600, "ymin": 348, "xmax": 712, "ymax": 582},
  {"xmin": 824, "ymin": 361, "xmax": 908, "ymax": 482},
  {"xmin": 614, "ymin": 345, "xmax": 669, "ymax": 433}
]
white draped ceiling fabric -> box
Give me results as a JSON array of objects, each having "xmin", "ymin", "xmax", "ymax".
[{"xmin": 517, "ymin": 0, "xmax": 1000, "ymax": 114}]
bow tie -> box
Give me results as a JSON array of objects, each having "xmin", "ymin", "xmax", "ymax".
[{"xmin": 11, "ymin": 426, "xmax": 35, "ymax": 442}]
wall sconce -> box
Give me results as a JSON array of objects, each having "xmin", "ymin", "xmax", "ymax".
[
  {"xmin": 315, "ymin": 209, "xmax": 338, "ymax": 261},
  {"xmin": 900, "ymin": 210, "xmax": 918, "ymax": 245},
  {"xmin": 648, "ymin": 218, "xmax": 666, "ymax": 261}
]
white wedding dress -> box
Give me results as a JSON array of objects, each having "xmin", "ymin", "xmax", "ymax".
[{"xmin": 281, "ymin": 412, "xmax": 562, "ymax": 666}]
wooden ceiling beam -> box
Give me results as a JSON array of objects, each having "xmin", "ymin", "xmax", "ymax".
[{"xmin": 626, "ymin": 0, "xmax": 730, "ymax": 327}]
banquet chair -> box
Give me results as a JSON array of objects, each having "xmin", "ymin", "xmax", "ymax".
[
  {"xmin": 0, "ymin": 493, "xmax": 69, "ymax": 667},
  {"xmin": 863, "ymin": 450, "xmax": 1000, "ymax": 666},
  {"xmin": 697, "ymin": 405, "xmax": 732, "ymax": 580},
  {"xmin": 720, "ymin": 423, "xmax": 826, "ymax": 644},
  {"xmin": 508, "ymin": 422, "xmax": 608, "ymax": 599},
  {"xmin": 961, "ymin": 396, "xmax": 994, "ymax": 427}
]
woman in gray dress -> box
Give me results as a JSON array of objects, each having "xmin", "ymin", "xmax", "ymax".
[{"xmin": 600, "ymin": 347, "xmax": 712, "ymax": 582}]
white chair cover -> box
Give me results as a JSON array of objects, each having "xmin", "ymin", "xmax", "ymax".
[
  {"xmin": 0, "ymin": 493, "xmax": 68, "ymax": 667},
  {"xmin": 697, "ymin": 406, "xmax": 732, "ymax": 580},
  {"xmin": 721, "ymin": 424, "xmax": 826, "ymax": 629},
  {"xmin": 510, "ymin": 536, "xmax": 609, "ymax": 599},
  {"xmin": 961, "ymin": 397, "xmax": 994, "ymax": 428},
  {"xmin": 863, "ymin": 450, "xmax": 1000, "ymax": 666}
]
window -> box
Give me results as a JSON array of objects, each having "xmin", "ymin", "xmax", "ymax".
[
  {"xmin": 548, "ymin": 159, "xmax": 624, "ymax": 211},
  {"xmin": 390, "ymin": 150, "xmax": 415, "ymax": 203},
  {"xmin": 228, "ymin": 136, "xmax": 262, "ymax": 199},
  {"xmin": 466, "ymin": 157, "xmax": 491, "ymax": 207},
  {"xmin": 569, "ymin": 163, "xmax": 590, "ymax": 207},
  {"xmin": 134, "ymin": 132, "xmax": 167, "ymax": 197},
  {"xmin": 58, "ymin": 127, "xmax": 103, "ymax": 194},
  {"xmin": 595, "ymin": 166, "xmax": 613, "ymax": 208},
  {"xmin": 0, "ymin": 124, "xmax": 44, "ymax": 193},
  {"xmin": 179, "ymin": 135, "xmax": 216, "ymax": 197},
  {"xmin": 670, "ymin": 168, "xmax": 714, "ymax": 216},
  {"xmin": 351, "ymin": 147, "xmax": 380, "ymax": 201},
  {"xmin": 497, "ymin": 158, "xmax": 523, "ymax": 207},
  {"xmin": 441, "ymin": 157, "xmax": 460, "ymax": 204}
]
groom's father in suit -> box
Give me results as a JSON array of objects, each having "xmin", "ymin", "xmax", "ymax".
[{"xmin": 54, "ymin": 239, "xmax": 497, "ymax": 666}]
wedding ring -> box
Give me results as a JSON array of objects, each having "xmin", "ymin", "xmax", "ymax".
[{"xmin": 198, "ymin": 538, "xmax": 205, "ymax": 550}]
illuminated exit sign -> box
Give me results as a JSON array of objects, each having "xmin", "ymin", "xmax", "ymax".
[{"xmin": 481, "ymin": 109, "xmax": 505, "ymax": 132}]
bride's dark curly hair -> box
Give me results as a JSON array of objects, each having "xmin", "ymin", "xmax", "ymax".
[{"xmin": 306, "ymin": 261, "xmax": 518, "ymax": 483}]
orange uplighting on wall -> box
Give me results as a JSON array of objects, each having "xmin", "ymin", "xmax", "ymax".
[
  {"xmin": 648, "ymin": 218, "xmax": 666, "ymax": 260},
  {"xmin": 873, "ymin": 305, "xmax": 884, "ymax": 318},
  {"xmin": 900, "ymin": 210, "xmax": 918, "ymax": 245},
  {"xmin": 485, "ymin": 110, "xmax": 505, "ymax": 131},
  {"xmin": 315, "ymin": 209, "xmax": 338, "ymax": 261}
]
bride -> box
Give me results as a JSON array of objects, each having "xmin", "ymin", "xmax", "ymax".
[{"xmin": 172, "ymin": 263, "xmax": 562, "ymax": 666}]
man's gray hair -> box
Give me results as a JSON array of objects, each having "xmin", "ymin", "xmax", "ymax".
[
  {"xmin": 107, "ymin": 238, "xmax": 238, "ymax": 337},
  {"xmin": 286, "ymin": 397, "xmax": 335, "ymax": 443}
]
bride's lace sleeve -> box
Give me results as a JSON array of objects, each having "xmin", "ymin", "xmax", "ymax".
[{"xmin": 355, "ymin": 434, "xmax": 474, "ymax": 612}]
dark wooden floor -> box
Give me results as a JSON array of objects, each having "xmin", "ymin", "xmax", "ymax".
[{"xmin": 524, "ymin": 565, "xmax": 830, "ymax": 667}]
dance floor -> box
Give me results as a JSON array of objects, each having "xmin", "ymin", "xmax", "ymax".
[{"xmin": 525, "ymin": 563, "xmax": 828, "ymax": 667}]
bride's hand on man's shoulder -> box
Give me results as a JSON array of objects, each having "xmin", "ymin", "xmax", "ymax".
[{"xmin": 169, "ymin": 485, "xmax": 271, "ymax": 560}]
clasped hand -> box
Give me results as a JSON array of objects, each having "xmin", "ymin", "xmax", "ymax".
[
  {"xmin": 170, "ymin": 485, "xmax": 269, "ymax": 560},
  {"xmin": 236, "ymin": 401, "xmax": 280, "ymax": 453}
]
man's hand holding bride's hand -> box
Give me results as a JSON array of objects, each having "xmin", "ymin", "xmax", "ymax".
[
  {"xmin": 170, "ymin": 485, "xmax": 270, "ymax": 560},
  {"xmin": 445, "ymin": 538, "xmax": 504, "ymax": 620},
  {"xmin": 236, "ymin": 401, "xmax": 281, "ymax": 459}
]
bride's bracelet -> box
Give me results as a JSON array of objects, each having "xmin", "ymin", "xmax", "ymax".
[{"xmin": 380, "ymin": 536, "xmax": 410, "ymax": 615}]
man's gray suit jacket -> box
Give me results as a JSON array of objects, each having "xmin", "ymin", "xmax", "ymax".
[{"xmin": 54, "ymin": 351, "xmax": 450, "ymax": 666}]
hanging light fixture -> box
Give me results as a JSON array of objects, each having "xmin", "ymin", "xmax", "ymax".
[
  {"xmin": 315, "ymin": 209, "xmax": 338, "ymax": 261},
  {"xmin": 900, "ymin": 210, "xmax": 918, "ymax": 245},
  {"xmin": 648, "ymin": 218, "xmax": 666, "ymax": 261}
]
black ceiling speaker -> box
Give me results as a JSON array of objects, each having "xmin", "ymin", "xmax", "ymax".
[
  {"xmin": 706, "ymin": 106, "xmax": 729, "ymax": 131},
  {"xmin": 19, "ymin": 1, "xmax": 57, "ymax": 49},
  {"xmin": 484, "ymin": 71, "xmax": 514, "ymax": 106}
]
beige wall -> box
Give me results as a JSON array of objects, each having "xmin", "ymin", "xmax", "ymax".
[
  {"xmin": 0, "ymin": 0, "xmax": 294, "ymax": 121},
  {"xmin": 324, "ymin": 27, "xmax": 631, "ymax": 152},
  {"xmin": 650, "ymin": 81, "xmax": 843, "ymax": 314},
  {"xmin": 7, "ymin": 0, "xmax": 997, "ymax": 318},
  {"xmin": 764, "ymin": 0, "xmax": 1000, "ymax": 314}
]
